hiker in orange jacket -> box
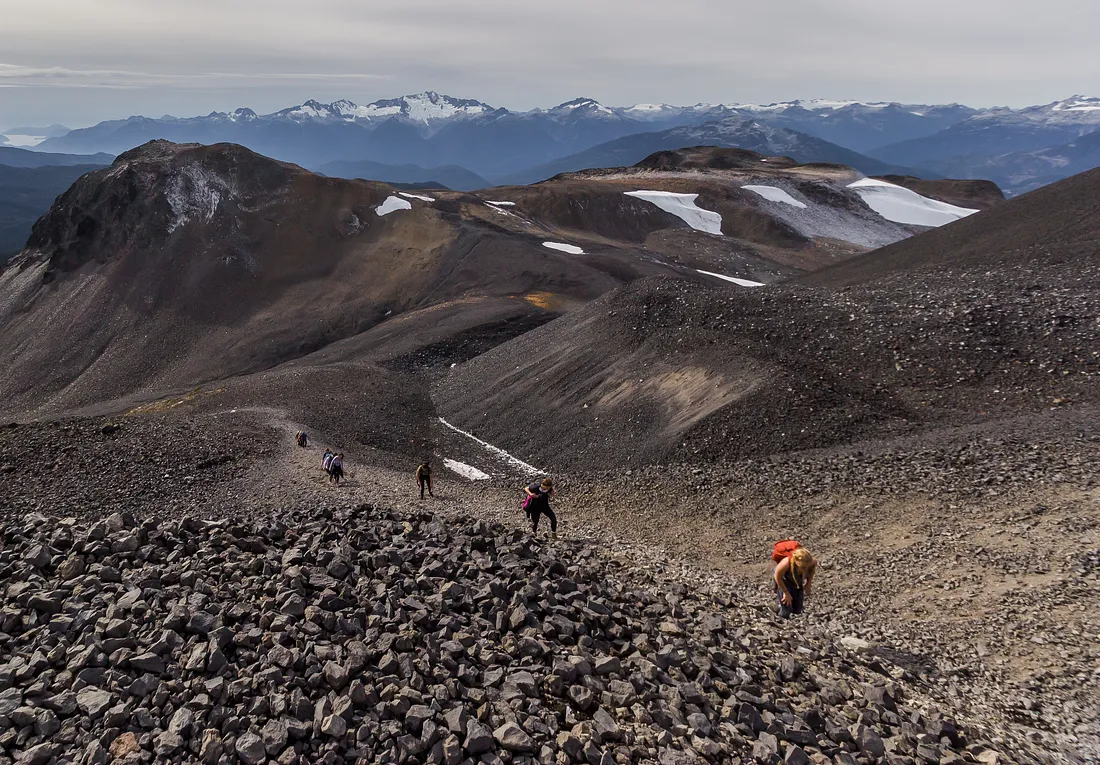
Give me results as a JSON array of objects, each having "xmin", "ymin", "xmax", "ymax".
[{"xmin": 772, "ymin": 540, "xmax": 817, "ymax": 618}]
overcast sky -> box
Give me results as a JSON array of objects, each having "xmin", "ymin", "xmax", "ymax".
[{"xmin": 2, "ymin": 0, "xmax": 1098, "ymax": 128}]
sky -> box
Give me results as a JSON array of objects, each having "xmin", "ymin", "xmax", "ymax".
[{"xmin": 1, "ymin": 0, "xmax": 1098, "ymax": 128}]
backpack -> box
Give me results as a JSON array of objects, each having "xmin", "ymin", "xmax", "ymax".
[
  {"xmin": 522, "ymin": 484, "xmax": 542, "ymax": 513},
  {"xmin": 772, "ymin": 540, "xmax": 801, "ymax": 563}
]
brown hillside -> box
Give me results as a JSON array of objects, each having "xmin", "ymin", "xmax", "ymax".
[{"xmin": 806, "ymin": 166, "xmax": 1100, "ymax": 288}]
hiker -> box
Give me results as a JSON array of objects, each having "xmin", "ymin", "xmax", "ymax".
[
  {"xmin": 322, "ymin": 450, "xmax": 334, "ymax": 475},
  {"xmin": 416, "ymin": 461, "xmax": 433, "ymax": 499},
  {"xmin": 329, "ymin": 453, "xmax": 345, "ymax": 485},
  {"xmin": 296, "ymin": 430, "xmax": 309, "ymax": 448},
  {"xmin": 524, "ymin": 477, "xmax": 557, "ymax": 537},
  {"xmin": 772, "ymin": 540, "xmax": 817, "ymax": 618}
]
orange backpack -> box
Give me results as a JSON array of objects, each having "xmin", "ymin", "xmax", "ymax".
[{"xmin": 772, "ymin": 540, "xmax": 801, "ymax": 563}]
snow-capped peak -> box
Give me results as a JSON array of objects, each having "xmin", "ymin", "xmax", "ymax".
[
  {"xmin": 625, "ymin": 103, "xmax": 674, "ymax": 113},
  {"xmin": 330, "ymin": 99, "xmax": 376, "ymax": 120},
  {"xmin": 553, "ymin": 98, "xmax": 614, "ymax": 115},
  {"xmin": 723, "ymin": 99, "xmax": 895, "ymax": 113},
  {"xmin": 281, "ymin": 99, "xmax": 340, "ymax": 122},
  {"xmin": 1048, "ymin": 95, "xmax": 1100, "ymax": 113},
  {"xmin": 228, "ymin": 108, "xmax": 258, "ymax": 123},
  {"xmin": 358, "ymin": 92, "xmax": 495, "ymax": 123}
]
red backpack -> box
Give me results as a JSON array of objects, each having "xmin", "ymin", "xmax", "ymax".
[{"xmin": 772, "ymin": 540, "xmax": 801, "ymax": 563}]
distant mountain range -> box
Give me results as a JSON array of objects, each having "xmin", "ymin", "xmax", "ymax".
[
  {"xmin": 13, "ymin": 93, "xmax": 1100, "ymax": 195},
  {"xmin": 315, "ymin": 159, "xmax": 489, "ymax": 191},
  {"xmin": 504, "ymin": 117, "xmax": 931, "ymax": 184}
]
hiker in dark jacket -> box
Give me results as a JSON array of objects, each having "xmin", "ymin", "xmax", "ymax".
[
  {"xmin": 524, "ymin": 477, "xmax": 557, "ymax": 537},
  {"xmin": 329, "ymin": 453, "xmax": 345, "ymax": 485},
  {"xmin": 415, "ymin": 462, "xmax": 433, "ymax": 499}
]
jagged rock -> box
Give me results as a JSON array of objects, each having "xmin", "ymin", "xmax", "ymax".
[
  {"xmin": 494, "ymin": 721, "xmax": 536, "ymax": 753},
  {"xmin": 235, "ymin": 731, "xmax": 267, "ymax": 765},
  {"xmin": 75, "ymin": 687, "xmax": 113, "ymax": 718},
  {"xmin": 199, "ymin": 729, "xmax": 224, "ymax": 764},
  {"xmin": 465, "ymin": 720, "xmax": 495, "ymax": 755},
  {"xmin": 262, "ymin": 718, "xmax": 289, "ymax": 754},
  {"xmin": 0, "ymin": 503, "xmax": 1026, "ymax": 765},
  {"xmin": 154, "ymin": 731, "xmax": 183, "ymax": 756},
  {"xmin": 592, "ymin": 708, "xmax": 621, "ymax": 741},
  {"xmin": 14, "ymin": 743, "xmax": 56, "ymax": 765},
  {"xmin": 108, "ymin": 732, "xmax": 141, "ymax": 759},
  {"xmin": 57, "ymin": 556, "xmax": 85, "ymax": 580}
]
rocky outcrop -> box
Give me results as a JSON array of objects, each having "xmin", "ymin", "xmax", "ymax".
[{"xmin": 0, "ymin": 506, "xmax": 1006, "ymax": 765}]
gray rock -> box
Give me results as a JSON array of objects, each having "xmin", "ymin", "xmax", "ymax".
[
  {"xmin": 594, "ymin": 656, "xmax": 622, "ymax": 676},
  {"xmin": 76, "ymin": 687, "xmax": 113, "ymax": 718},
  {"xmin": 406, "ymin": 704, "xmax": 434, "ymax": 735},
  {"xmin": 785, "ymin": 745, "xmax": 811, "ymax": 765},
  {"xmin": 262, "ymin": 718, "xmax": 289, "ymax": 754},
  {"xmin": 168, "ymin": 707, "xmax": 194, "ymax": 735},
  {"xmin": 443, "ymin": 706, "xmax": 468, "ymax": 734},
  {"xmin": 130, "ymin": 652, "xmax": 166, "ymax": 674},
  {"xmin": 493, "ymin": 721, "xmax": 536, "ymax": 753},
  {"xmin": 154, "ymin": 731, "xmax": 184, "ymax": 756},
  {"xmin": 0, "ymin": 688, "xmax": 22, "ymax": 716},
  {"xmin": 321, "ymin": 713, "xmax": 347, "ymax": 738},
  {"xmin": 14, "ymin": 743, "xmax": 57, "ymax": 765},
  {"xmin": 58, "ymin": 555, "xmax": 86, "ymax": 580},
  {"xmin": 235, "ymin": 731, "xmax": 267, "ymax": 765},
  {"xmin": 568, "ymin": 684, "xmax": 597, "ymax": 712},
  {"xmin": 464, "ymin": 719, "xmax": 495, "ymax": 755},
  {"xmin": 854, "ymin": 724, "xmax": 886, "ymax": 758},
  {"xmin": 592, "ymin": 708, "xmax": 622, "ymax": 741},
  {"xmin": 442, "ymin": 734, "xmax": 463, "ymax": 765},
  {"xmin": 323, "ymin": 661, "xmax": 348, "ymax": 689}
]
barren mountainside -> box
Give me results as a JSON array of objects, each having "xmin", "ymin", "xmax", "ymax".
[{"xmin": 0, "ymin": 142, "xmax": 1096, "ymax": 765}]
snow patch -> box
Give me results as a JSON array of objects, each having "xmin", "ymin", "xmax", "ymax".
[
  {"xmin": 486, "ymin": 200, "xmax": 515, "ymax": 207},
  {"xmin": 696, "ymin": 269, "xmax": 765, "ymax": 287},
  {"xmin": 443, "ymin": 458, "xmax": 491, "ymax": 481},
  {"xmin": 848, "ymin": 178, "xmax": 978, "ymax": 227},
  {"xmin": 625, "ymin": 191, "xmax": 723, "ymax": 236},
  {"xmin": 742, "ymin": 185, "xmax": 807, "ymax": 209},
  {"xmin": 543, "ymin": 242, "xmax": 585, "ymax": 255},
  {"xmin": 375, "ymin": 196, "xmax": 413, "ymax": 216},
  {"xmin": 438, "ymin": 418, "xmax": 542, "ymax": 475},
  {"xmin": 399, "ymin": 192, "xmax": 434, "ymax": 202},
  {"xmin": 165, "ymin": 163, "xmax": 236, "ymax": 233}
]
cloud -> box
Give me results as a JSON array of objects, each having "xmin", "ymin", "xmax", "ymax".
[
  {"xmin": 1, "ymin": 0, "xmax": 1097, "ymax": 124},
  {"xmin": 0, "ymin": 63, "xmax": 390, "ymax": 90}
]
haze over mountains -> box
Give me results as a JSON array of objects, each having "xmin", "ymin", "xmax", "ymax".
[{"xmin": 23, "ymin": 92, "xmax": 1100, "ymax": 195}]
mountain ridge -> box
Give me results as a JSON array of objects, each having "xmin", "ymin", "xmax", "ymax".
[{"xmin": 32, "ymin": 92, "xmax": 1100, "ymax": 190}]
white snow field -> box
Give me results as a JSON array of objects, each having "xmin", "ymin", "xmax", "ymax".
[
  {"xmin": 375, "ymin": 196, "xmax": 413, "ymax": 216},
  {"xmin": 624, "ymin": 191, "xmax": 724, "ymax": 235},
  {"xmin": 542, "ymin": 242, "xmax": 585, "ymax": 255},
  {"xmin": 399, "ymin": 192, "xmax": 434, "ymax": 202},
  {"xmin": 438, "ymin": 418, "xmax": 542, "ymax": 475},
  {"xmin": 486, "ymin": 200, "xmax": 516, "ymax": 207},
  {"xmin": 443, "ymin": 458, "xmax": 491, "ymax": 481},
  {"xmin": 742, "ymin": 185, "xmax": 807, "ymax": 209},
  {"xmin": 847, "ymin": 178, "xmax": 978, "ymax": 227},
  {"xmin": 696, "ymin": 269, "xmax": 765, "ymax": 287}
]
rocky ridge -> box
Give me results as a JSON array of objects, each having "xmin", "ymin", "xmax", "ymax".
[{"xmin": 0, "ymin": 504, "xmax": 1020, "ymax": 765}]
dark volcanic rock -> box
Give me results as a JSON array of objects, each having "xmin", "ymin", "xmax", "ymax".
[{"xmin": 0, "ymin": 504, "xmax": 1014, "ymax": 765}]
